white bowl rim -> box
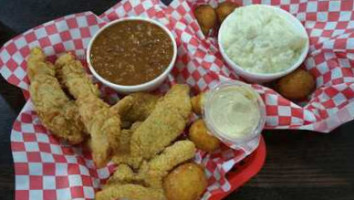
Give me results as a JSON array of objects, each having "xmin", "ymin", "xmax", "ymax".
[
  {"xmin": 218, "ymin": 4, "xmax": 310, "ymax": 79},
  {"xmin": 86, "ymin": 16, "xmax": 177, "ymax": 90}
]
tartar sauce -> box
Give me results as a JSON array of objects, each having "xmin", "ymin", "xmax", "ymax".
[{"xmin": 204, "ymin": 82, "xmax": 263, "ymax": 140}]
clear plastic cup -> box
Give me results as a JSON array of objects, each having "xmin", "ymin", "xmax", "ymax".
[{"xmin": 202, "ymin": 80, "xmax": 266, "ymax": 154}]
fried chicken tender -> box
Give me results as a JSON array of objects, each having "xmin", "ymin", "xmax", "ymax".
[
  {"xmin": 131, "ymin": 84, "xmax": 192, "ymax": 160},
  {"xmin": 54, "ymin": 53, "xmax": 100, "ymax": 98},
  {"xmin": 99, "ymin": 140, "xmax": 195, "ymax": 200},
  {"xmin": 216, "ymin": 1, "xmax": 238, "ymax": 23},
  {"xmin": 194, "ymin": 5, "xmax": 217, "ymax": 36},
  {"xmin": 27, "ymin": 48, "xmax": 84, "ymax": 144},
  {"xmin": 96, "ymin": 184, "xmax": 166, "ymax": 200},
  {"xmin": 123, "ymin": 93, "xmax": 160, "ymax": 122},
  {"xmin": 111, "ymin": 141, "xmax": 195, "ymax": 187},
  {"xmin": 189, "ymin": 119, "xmax": 220, "ymax": 152},
  {"xmin": 105, "ymin": 164, "xmax": 143, "ymax": 187},
  {"xmin": 110, "ymin": 96, "xmax": 134, "ymax": 117},
  {"xmin": 116, "ymin": 122, "xmax": 142, "ymax": 155},
  {"xmin": 27, "ymin": 48, "xmax": 54, "ymax": 80},
  {"xmin": 191, "ymin": 93, "xmax": 205, "ymax": 115},
  {"xmin": 117, "ymin": 129, "xmax": 132, "ymax": 154},
  {"xmin": 55, "ymin": 53, "xmax": 120, "ymax": 167},
  {"xmin": 76, "ymin": 94, "xmax": 121, "ymax": 168},
  {"xmin": 163, "ymin": 163, "xmax": 208, "ymax": 200},
  {"xmin": 139, "ymin": 140, "xmax": 196, "ymax": 189},
  {"xmin": 112, "ymin": 93, "xmax": 160, "ymax": 122},
  {"xmin": 112, "ymin": 122, "xmax": 143, "ymax": 169},
  {"xmin": 277, "ymin": 69, "xmax": 315, "ymax": 100},
  {"xmin": 112, "ymin": 154, "xmax": 143, "ymax": 170}
]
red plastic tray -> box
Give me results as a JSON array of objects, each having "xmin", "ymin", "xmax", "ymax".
[{"xmin": 210, "ymin": 136, "xmax": 266, "ymax": 200}]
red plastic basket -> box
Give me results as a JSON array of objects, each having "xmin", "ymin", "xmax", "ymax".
[
  {"xmin": 1, "ymin": 0, "xmax": 270, "ymax": 199},
  {"xmin": 209, "ymin": 136, "xmax": 266, "ymax": 200}
]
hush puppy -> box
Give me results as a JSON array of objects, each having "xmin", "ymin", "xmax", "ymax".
[
  {"xmin": 194, "ymin": 5, "xmax": 217, "ymax": 36},
  {"xmin": 191, "ymin": 93, "xmax": 205, "ymax": 115},
  {"xmin": 216, "ymin": 1, "xmax": 239, "ymax": 23},
  {"xmin": 277, "ymin": 69, "xmax": 315, "ymax": 100},
  {"xmin": 189, "ymin": 119, "xmax": 220, "ymax": 153},
  {"xmin": 163, "ymin": 163, "xmax": 208, "ymax": 200}
]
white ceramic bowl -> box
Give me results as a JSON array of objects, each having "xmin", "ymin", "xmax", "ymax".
[
  {"xmin": 218, "ymin": 4, "xmax": 309, "ymax": 83},
  {"xmin": 87, "ymin": 17, "xmax": 177, "ymax": 93}
]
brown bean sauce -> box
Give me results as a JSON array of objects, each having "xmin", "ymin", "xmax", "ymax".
[{"xmin": 90, "ymin": 20, "xmax": 173, "ymax": 85}]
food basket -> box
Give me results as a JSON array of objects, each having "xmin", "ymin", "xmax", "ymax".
[{"xmin": 0, "ymin": 0, "xmax": 353, "ymax": 199}]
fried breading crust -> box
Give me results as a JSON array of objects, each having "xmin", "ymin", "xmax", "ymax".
[
  {"xmin": 191, "ymin": 92, "xmax": 205, "ymax": 115},
  {"xmin": 110, "ymin": 96, "xmax": 134, "ymax": 116},
  {"xmin": 163, "ymin": 163, "xmax": 208, "ymax": 200},
  {"xmin": 76, "ymin": 93, "xmax": 121, "ymax": 168},
  {"xmin": 112, "ymin": 122, "xmax": 143, "ymax": 169},
  {"xmin": 55, "ymin": 53, "xmax": 100, "ymax": 98},
  {"xmin": 28, "ymin": 48, "xmax": 84, "ymax": 144},
  {"xmin": 96, "ymin": 184, "xmax": 166, "ymax": 200},
  {"xmin": 216, "ymin": 1, "xmax": 238, "ymax": 23},
  {"xmin": 188, "ymin": 119, "xmax": 220, "ymax": 152},
  {"xmin": 99, "ymin": 140, "xmax": 195, "ymax": 200},
  {"xmin": 277, "ymin": 69, "xmax": 315, "ymax": 100},
  {"xmin": 104, "ymin": 164, "xmax": 143, "ymax": 187},
  {"xmin": 194, "ymin": 5, "xmax": 217, "ymax": 36},
  {"xmin": 111, "ymin": 92, "xmax": 160, "ymax": 123},
  {"xmin": 55, "ymin": 53, "xmax": 120, "ymax": 167},
  {"xmin": 139, "ymin": 140, "xmax": 196, "ymax": 188},
  {"xmin": 131, "ymin": 84, "xmax": 192, "ymax": 159}
]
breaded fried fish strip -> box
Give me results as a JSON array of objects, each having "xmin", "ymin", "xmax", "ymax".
[
  {"xmin": 131, "ymin": 84, "xmax": 192, "ymax": 159},
  {"xmin": 27, "ymin": 48, "xmax": 84, "ymax": 144},
  {"xmin": 96, "ymin": 184, "xmax": 166, "ymax": 200},
  {"xmin": 55, "ymin": 53, "xmax": 100, "ymax": 98},
  {"xmin": 104, "ymin": 164, "xmax": 143, "ymax": 187},
  {"xmin": 55, "ymin": 53, "xmax": 120, "ymax": 167},
  {"xmin": 112, "ymin": 122, "xmax": 143, "ymax": 169},
  {"xmin": 110, "ymin": 96, "xmax": 134, "ymax": 117},
  {"xmin": 111, "ymin": 93, "xmax": 160, "ymax": 122},
  {"xmin": 139, "ymin": 140, "xmax": 196, "ymax": 188},
  {"xmin": 100, "ymin": 141, "xmax": 195, "ymax": 200},
  {"xmin": 76, "ymin": 93, "xmax": 121, "ymax": 168}
]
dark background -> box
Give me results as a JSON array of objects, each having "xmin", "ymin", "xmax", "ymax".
[{"xmin": 0, "ymin": 0, "xmax": 353, "ymax": 200}]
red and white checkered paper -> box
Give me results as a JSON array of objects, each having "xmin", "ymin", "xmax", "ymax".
[{"xmin": 0, "ymin": 0, "xmax": 353, "ymax": 199}]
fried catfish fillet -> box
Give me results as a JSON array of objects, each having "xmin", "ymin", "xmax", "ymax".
[
  {"xmin": 130, "ymin": 84, "xmax": 192, "ymax": 159},
  {"xmin": 138, "ymin": 140, "xmax": 196, "ymax": 188},
  {"xmin": 27, "ymin": 48, "xmax": 84, "ymax": 144},
  {"xmin": 111, "ymin": 140, "xmax": 195, "ymax": 187},
  {"xmin": 54, "ymin": 53, "xmax": 100, "ymax": 98},
  {"xmin": 111, "ymin": 92, "xmax": 160, "ymax": 122},
  {"xmin": 112, "ymin": 122, "xmax": 143, "ymax": 169},
  {"xmin": 98, "ymin": 140, "xmax": 195, "ymax": 200},
  {"xmin": 96, "ymin": 184, "xmax": 166, "ymax": 200},
  {"xmin": 76, "ymin": 93, "xmax": 121, "ymax": 167},
  {"xmin": 104, "ymin": 164, "xmax": 142, "ymax": 187},
  {"xmin": 55, "ymin": 53, "xmax": 120, "ymax": 167}
]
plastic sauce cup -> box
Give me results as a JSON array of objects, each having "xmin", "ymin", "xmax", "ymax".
[{"xmin": 202, "ymin": 80, "xmax": 266, "ymax": 154}]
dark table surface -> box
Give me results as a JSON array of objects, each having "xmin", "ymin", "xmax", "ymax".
[{"xmin": 0, "ymin": 0, "xmax": 354, "ymax": 200}]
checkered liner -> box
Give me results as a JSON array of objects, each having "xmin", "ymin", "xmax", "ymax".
[{"xmin": 0, "ymin": 0, "xmax": 353, "ymax": 199}]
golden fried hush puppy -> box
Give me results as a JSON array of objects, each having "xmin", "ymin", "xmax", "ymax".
[
  {"xmin": 277, "ymin": 69, "xmax": 316, "ymax": 100},
  {"xmin": 194, "ymin": 5, "xmax": 217, "ymax": 36},
  {"xmin": 216, "ymin": 1, "xmax": 238, "ymax": 23},
  {"xmin": 163, "ymin": 163, "xmax": 208, "ymax": 200},
  {"xmin": 189, "ymin": 119, "xmax": 220, "ymax": 152},
  {"xmin": 191, "ymin": 93, "xmax": 205, "ymax": 115}
]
